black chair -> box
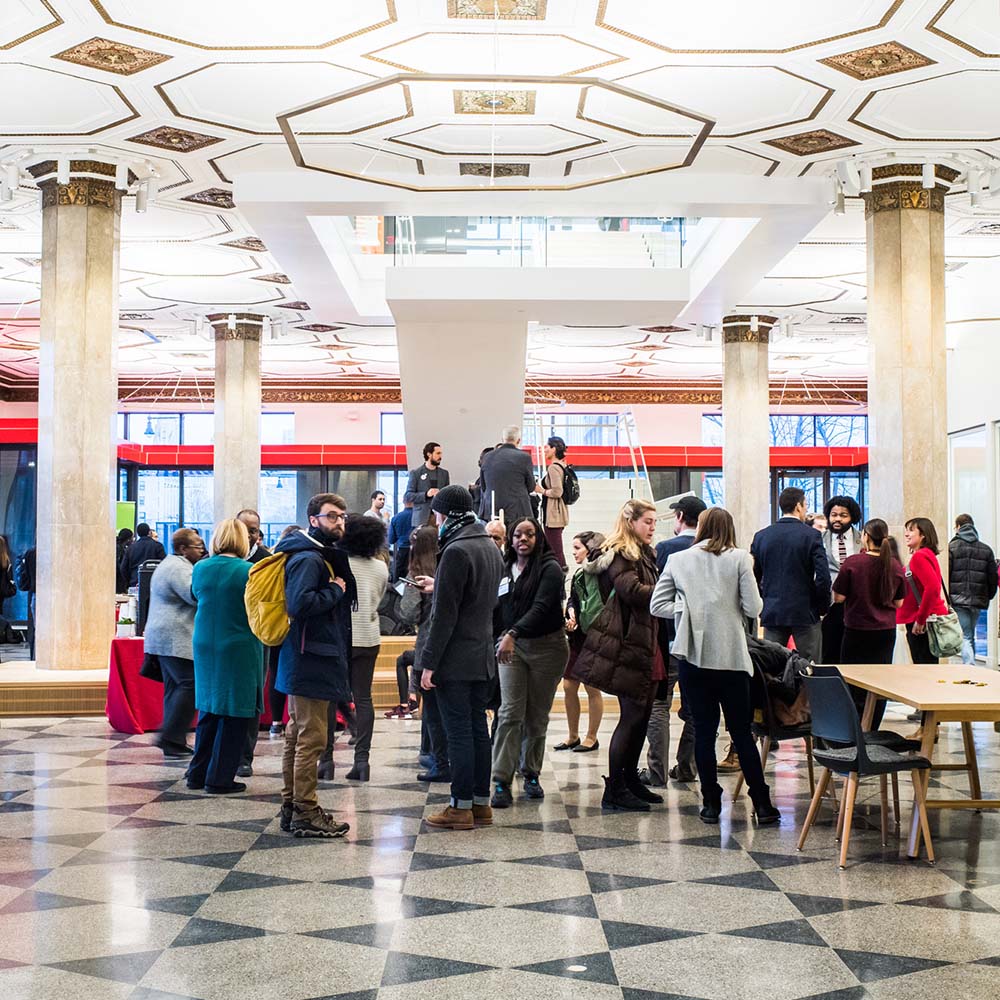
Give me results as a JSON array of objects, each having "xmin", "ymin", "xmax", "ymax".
[
  {"xmin": 732, "ymin": 660, "xmax": 815, "ymax": 802},
  {"xmin": 797, "ymin": 669, "xmax": 934, "ymax": 869},
  {"xmin": 809, "ymin": 664, "xmax": 921, "ymax": 829}
]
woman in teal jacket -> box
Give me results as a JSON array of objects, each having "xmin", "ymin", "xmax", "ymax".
[{"xmin": 185, "ymin": 519, "xmax": 263, "ymax": 794}]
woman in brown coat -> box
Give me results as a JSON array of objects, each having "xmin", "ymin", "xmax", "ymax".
[
  {"xmin": 571, "ymin": 498, "xmax": 662, "ymax": 812},
  {"xmin": 535, "ymin": 436, "xmax": 569, "ymax": 571}
]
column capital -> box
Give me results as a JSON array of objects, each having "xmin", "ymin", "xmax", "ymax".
[
  {"xmin": 862, "ymin": 163, "xmax": 959, "ymax": 219},
  {"xmin": 722, "ymin": 314, "xmax": 777, "ymax": 345},
  {"xmin": 207, "ymin": 313, "xmax": 265, "ymax": 342},
  {"xmin": 27, "ymin": 159, "xmax": 126, "ymax": 209}
]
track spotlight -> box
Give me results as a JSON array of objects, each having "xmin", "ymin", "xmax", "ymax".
[
  {"xmin": 750, "ymin": 315, "xmax": 759, "ymax": 333},
  {"xmin": 922, "ymin": 162, "xmax": 936, "ymax": 190},
  {"xmin": 860, "ymin": 164, "xmax": 873, "ymax": 194},
  {"xmin": 227, "ymin": 313, "xmax": 236, "ymax": 332},
  {"xmin": 836, "ymin": 160, "xmax": 861, "ymax": 196},
  {"xmin": 969, "ymin": 169, "xmax": 983, "ymax": 208},
  {"xmin": 56, "ymin": 158, "xmax": 69, "ymax": 186},
  {"xmin": 115, "ymin": 162, "xmax": 129, "ymax": 191},
  {"xmin": 834, "ymin": 185, "xmax": 846, "ymax": 216},
  {"xmin": 135, "ymin": 179, "xmax": 149, "ymax": 213}
]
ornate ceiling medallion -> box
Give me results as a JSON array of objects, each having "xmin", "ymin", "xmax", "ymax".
[
  {"xmin": 251, "ymin": 273, "xmax": 291, "ymax": 284},
  {"xmin": 181, "ymin": 187, "xmax": 235, "ymax": 209},
  {"xmin": 820, "ymin": 41, "xmax": 935, "ymax": 80},
  {"xmin": 53, "ymin": 36, "xmax": 170, "ymax": 74},
  {"xmin": 448, "ymin": 0, "xmax": 546, "ymax": 17},
  {"xmin": 276, "ymin": 301, "xmax": 311, "ymax": 311},
  {"xmin": 222, "ymin": 237, "xmax": 267, "ymax": 252},
  {"xmin": 298, "ymin": 324, "xmax": 342, "ymax": 332},
  {"xmin": 128, "ymin": 125, "xmax": 222, "ymax": 152},
  {"xmin": 459, "ymin": 162, "xmax": 529, "ymax": 177},
  {"xmin": 454, "ymin": 89, "xmax": 535, "ymax": 114},
  {"xmin": 764, "ymin": 129, "xmax": 859, "ymax": 156}
]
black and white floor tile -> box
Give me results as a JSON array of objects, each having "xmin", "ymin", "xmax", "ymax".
[{"xmin": 2, "ymin": 709, "xmax": 1000, "ymax": 999}]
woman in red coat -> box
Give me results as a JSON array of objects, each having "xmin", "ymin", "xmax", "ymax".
[{"xmin": 897, "ymin": 517, "xmax": 948, "ymax": 664}]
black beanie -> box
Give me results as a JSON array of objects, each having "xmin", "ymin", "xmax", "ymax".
[{"xmin": 430, "ymin": 484, "xmax": 474, "ymax": 515}]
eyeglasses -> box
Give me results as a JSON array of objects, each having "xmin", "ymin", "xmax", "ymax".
[{"xmin": 317, "ymin": 511, "xmax": 346, "ymax": 523}]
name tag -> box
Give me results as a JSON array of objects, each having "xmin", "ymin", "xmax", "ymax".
[
  {"xmin": 420, "ymin": 473, "xmax": 427, "ymax": 481},
  {"xmin": 498, "ymin": 577, "xmax": 511, "ymax": 597}
]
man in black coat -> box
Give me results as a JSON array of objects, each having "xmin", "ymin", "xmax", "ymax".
[
  {"xmin": 404, "ymin": 441, "xmax": 450, "ymax": 528},
  {"xmin": 477, "ymin": 427, "xmax": 537, "ymax": 522},
  {"xmin": 949, "ymin": 513, "xmax": 998, "ymax": 664},
  {"xmin": 419, "ymin": 485, "xmax": 503, "ymax": 831},
  {"xmin": 121, "ymin": 522, "xmax": 166, "ymax": 587},
  {"xmin": 750, "ymin": 486, "xmax": 831, "ymax": 664}
]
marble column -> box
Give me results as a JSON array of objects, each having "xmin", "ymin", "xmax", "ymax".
[
  {"xmin": 28, "ymin": 159, "xmax": 122, "ymax": 670},
  {"xmin": 209, "ymin": 314, "xmax": 263, "ymax": 524},
  {"xmin": 864, "ymin": 165, "xmax": 955, "ymax": 539},
  {"xmin": 396, "ymin": 320, "xmax": 528, "ymax": 490},
  {"xmin": 722, "ymin": 314, "xmax": 775, "ymax": 549}
]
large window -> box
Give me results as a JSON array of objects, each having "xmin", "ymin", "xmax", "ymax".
[
  {"xmin": 701, "ymin": 413, "xmax": 868, "ymax": 447},
  {"xmin": 259, "ymin": 469, "xmax": 298, "ymax": 547},
  {"xmin": 380, "ymin": 412, "xmax": 405, "ymax": 446},
  {"xmin": 523, "ymin": 413, "xmax": 620, "ymax": 447},
  {"xmin": 120, "ymin": 412, "xmax": 295, "ymax": 446},
  {"xmin": 136, "ymin": 469, "xmax": 180, "ymax": 540}
]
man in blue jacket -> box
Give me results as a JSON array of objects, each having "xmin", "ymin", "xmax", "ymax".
[
  {"xmin": 275, "ymin": 493, "xmax": 356, "ymax": 839},
  {"xmin": 750, "ymin": 486, "xmax": 831, "ymax": 664}
]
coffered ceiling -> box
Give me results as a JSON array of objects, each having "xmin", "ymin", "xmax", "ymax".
[{"xmin": 0, "ymin": 0, "xmax": 999, "ymax": 402}]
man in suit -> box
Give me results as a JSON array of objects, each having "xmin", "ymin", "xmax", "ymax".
[
  {"xmin": 640, "ymin": 495, "xmax": 706, "ymax": 787},
  {"xmin": 477, "ymin": 426, "xmax": 536, "ymax": 522},
  {"xmin": 404, "ymin": 442, "xmax": 450, "ymax": 528},
  {"xmin": 820, "ymin": 495, "xmax": 863, "ymax": 663},
  {"xmin": 121, "ymin": 522, "xmax": 166, "ymax": 587},
  {"xmin": 750, "ymin": 486, "xmax": 831, "ymax": 664}
]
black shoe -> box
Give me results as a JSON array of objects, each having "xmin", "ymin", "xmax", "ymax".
[
  {"xmin": 346, "ymin": 762, "xmax": 370, "ymax": 782},
  {"xmin": 699, "ymin": 784, "xmax": 723, "ymax": 825},
  {"xmin": 637, "ymin": 767, "xmax": 665, "ymax": 788},
  {"xmin": 205, "ymin": 782, "xmax": 247, "ymax": 795},
  {"xmin": 554, "ymin": 738, "xmax": 580, "ymax": 751},
  {"xmin": 601, "ymin": 776, "xmax": 651, "ymax": 812},
  {"xmin": 278, "ymin": 802, "xmax": 293, "ymax": 832},
  {"xmin": 185, "ymin": 779, "xmax": 204, "ymax": 791},
  {"xmin": 751, "ymin": 789, "xmax": 781, "ymax": 826},
  {"xmin": 317, "ymin": 756, "xmax": 335, "ymax": 782},
  {"xmin": 626, "ymin": 772, "xmax": 663, "ymax": 804},
  {"xmin": 417, "ymin": 769, "xmax": 452, "ymax": 783},
  {"xmin": 573, "ymin": 739, "xmax": 600, "ymax": 753},
  {"xmin": 348, "ymin": 735, "xmax": 359, "ymax": 747},
  {"xmin": 157, "ymin": 741, "xmax": 193, "ymax": 759},
  {"xmin": 418, "ymin": 752, "xmax": 435, "ymax": 769},
  {"xmin": 491, "ymin": 782, "xmax": 513, "ymax": 808},
  {"xmin": 522, "ymin": 775, "xmax": 544, "ymax": 800},
  {"xmin": 669, "ymin": 763, "xmax": 697, "ymax": 783},
  {"xmin": 236, "ymin": 764, "xmax": 253, "ymax": 778}
]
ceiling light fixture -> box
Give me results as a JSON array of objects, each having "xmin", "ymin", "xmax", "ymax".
[
  {"xmin": 921, "ymin": 162, "xmax": 936, "ymax": 190},
  {"xmin": 135, "ymin": 179, "xmax": 149, "ymax": 213},
  {"xmin": 750, "ymin": 315, "xmax": 759, "ymax": 333},
  {"xmin": 56, "ymin": 158, "xmax": 69, "ymax": 186},
  {"xmin": 836, "ymin": 160, "xmax": 861, "ymax": 196},
  {"xmin": 968, "ymin": 168, "xmax": 983, "ymax": 208},
  {"xmin": 115, "ymin": 162, "xmax": 129, "ymax": 191},
  {"xmin": 833, "ymin": 183, "xmax": 846, "ymax": 216},
  {"xmin": 859, "ymin": 164, "xmax": 873, "ymax": 194},
  {"xmin": 227, "ymin": 314, "xmax": 236, "ymax": 332},
  {"xmin": 144, "ymin": 415, "xmax": 155, "ymax": 438}
]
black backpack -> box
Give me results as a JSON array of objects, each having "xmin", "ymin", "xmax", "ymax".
[{"xmin": 561, "ymin": 464, "xmax": 581, "ymax": 506}]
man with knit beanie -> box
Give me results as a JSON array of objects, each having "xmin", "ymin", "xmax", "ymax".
[{"xmin": 418, "ymin": 484, "xmax": 503, "ymax": 830}]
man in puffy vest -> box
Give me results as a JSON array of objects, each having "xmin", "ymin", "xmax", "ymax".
[{"xmin": 949, "ymin": 513, "xmax": 998, "ymax": 665}]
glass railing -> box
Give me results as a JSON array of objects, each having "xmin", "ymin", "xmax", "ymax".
[{"xmin": 349, "ymin": 216, "xmax": 690, "ymax": 269}]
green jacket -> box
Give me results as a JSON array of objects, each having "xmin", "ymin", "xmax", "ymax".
[{"xmin": 191, "ymin": 555, "xmax": 263, "ymax": 718}]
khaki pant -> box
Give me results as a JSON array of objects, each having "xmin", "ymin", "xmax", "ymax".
[{"xmin": 281, "ymin": 694, "xmax": 328, "ymax": 817}]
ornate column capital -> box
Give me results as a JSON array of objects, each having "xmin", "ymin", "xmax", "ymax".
[
  {"xmin": 722, "ymin": 314, "xmax": 777, "ymax": 345},
  {"xmin": 27, "ymin": 159, "xmax": 128, "ymax": 209},
  {"xmin": 862, "ymin": 163, "xmax": 959, "ymax": 219},
  {"xmin": 207, "ymin": 313, "xmax": 265, "ymax": 342}
]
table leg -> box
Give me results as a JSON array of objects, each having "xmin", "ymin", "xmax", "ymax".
[
  {"xmin": 860, "ymin": 691, "xmax": 877, "ymax": 731},
  {"xmin": 908, "ymin": 711, "xmax": 937, "ymax": 859},
  {"xmin": 961, "ymin": 722, "xmax": 983, "ymax": 800}
]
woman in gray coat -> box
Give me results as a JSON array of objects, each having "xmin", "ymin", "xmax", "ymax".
[
  {"xmin": 143, "ymin": 528, "xmax": 205, "ymax": 758},
  {"xmin": 650, "ymin": 507, "xmax": 779, "ymax": 827}
]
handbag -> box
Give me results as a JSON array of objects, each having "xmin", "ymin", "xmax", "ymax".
[
  {"xmin": 139, "ymin": 652, "xmax": 163, "ymax": 683},
  {"xmin": 905, "ymin": 571, "xmax": 964, "ymax": 659}
]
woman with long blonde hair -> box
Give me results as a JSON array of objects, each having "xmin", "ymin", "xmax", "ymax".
[{"xmin": 571, "ymin": 498, "xmax": 663, "ymax": 811}]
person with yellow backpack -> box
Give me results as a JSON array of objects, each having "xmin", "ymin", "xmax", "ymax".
[{"xmin": 245, "ymin": 492, "xmax": 356, "ymax": 839}]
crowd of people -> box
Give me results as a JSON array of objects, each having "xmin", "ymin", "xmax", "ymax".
[{"xmin": 133, "ymin": 427, "xmax": 996, "ymax": 840}]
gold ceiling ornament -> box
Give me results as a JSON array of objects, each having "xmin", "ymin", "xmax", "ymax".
[
  {"xmin": 275, "ymin": 301, "xmax": 311, "ymax": 311},
  {"xmin": 222, "ymin": 236, "xmax": 267, "ymax": 253},
  {"xmin": 863, "ymin": 182, "xmax": 946, "ymax": 218},
  {"xmin": 448, "ymin": 0, "xmax": 546, "ymax": 19},
  {"xmin": 819, "ymin": 40, "xmax": 935, "ymax": 80},
  {"xmin": 763, "ymin": 129, "xmax": 860, "ymax": 156},
  {"xmin": 52, "ymin": 36, "xmax": 170, "ymax": 74},
  {"xmin": 453, "ymin": 89, "xmax": 536, "ymax": 114},
  {"xmin": 27, "ymin": 159, "xmax": 122, "ymax": 210},
  {"xmin": 251, "ymin": 273, "xmax": 292, "ymax": 284},
  {"xmin": 207, "ymin": 313, "xmax": 264, "ymax": 341},
  {"xmin": 297, "ymin": 324, "xmax": 343, "ymax": 333},
  {"xmin": 459, "ymin": 162, "xmax": 529, "ymax": 177},
  {"xmin": 721, "ymin": 314, "xmax": 777, "ymax": 345},
  {"xmin": 127, "ymin": 125, "xmax": 223, "ymax": 152},
  {"xmin": 181, "ymin": 187, "xmax": 235, "ymax": 209}
]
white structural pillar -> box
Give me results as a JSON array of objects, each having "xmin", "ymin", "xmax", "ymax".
[
  {"xmin": 864, "ymin": 165, "xmax": 954, "ymax": 539},
  {"xmin": 29, "ymin": 159, "xmax": 122, "ymax": 670},
  {"xmin": 722, "ymin": 314, "xmax": 775, "ymax": 549},
  {"xmin": 210, "ymin": 313, "xmax": 263, "ymax": 523},
  {"xmin": 396, "ymin": 321, "xmax": 529, "ymax": 489}
]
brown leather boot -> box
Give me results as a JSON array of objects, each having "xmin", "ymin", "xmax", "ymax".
[
  {"xmin": 472, "ymin": 804, "xmax": 493, "ymax": 827},
  {"xmin": 716, "ymin": 743, "xmax": 741, "ymax": 773},
  {"xmin": 426, "ymin": 805, "xmax": 474, "ymax": 830}
]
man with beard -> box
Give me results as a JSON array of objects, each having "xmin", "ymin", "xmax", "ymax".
[
  {"xmin": 820, "ymin": 495, "xmax": 863, "ymax": 663},
  {"xmin": 405, "ymin": 441, "xmax": 450, "ymax": 527},
  {"xmin": 274, "ymin": 493, "xmax": 356, "ymax": 839}
]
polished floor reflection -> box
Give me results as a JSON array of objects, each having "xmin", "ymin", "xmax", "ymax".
[{"xmin": 2, "ymin": 709, "xmax": 1000, "ymax": 999}]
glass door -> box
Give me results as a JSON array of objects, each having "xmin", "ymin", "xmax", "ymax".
[{"xmin": 773, "ymin": 470, "xmax": 825, "ymax": 518}]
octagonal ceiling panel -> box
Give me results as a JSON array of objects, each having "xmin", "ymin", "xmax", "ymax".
[
  {"xmin": 120, "ymin": 243, "xmax": 259, "ymax": 277},
  {"xmin": 138, "ymin": 277, "xmax": 286, "ymax": 306},
  {"xmin": 88, "ymin": 0, "xmax": 395, "ymax": 49},
  {"xmin": 565, "ymin": 143, "xmax": 776, "ymax": 179},
  {"xmin": 364, "ymin": 32, "xmax": 624, "ymax": 76},
  {"xmin": 528, "ymin": 360, "xmax": 627, "ymax": 376},
  {"xmin": 852, "ymin": 69, "xmax": 1000, "ymax": 140},
  {"xmin": 612, "ymin": 66, "xmax": 830, "ymax": 137},
  {"xmin": 335, "ymin": 328, "xmax": 396, "ymax": 346},
  {"xmin": 530, "ymin": 345, "xmax": 635, "ymax": 364},
  {"xmin": 0, "ymin": 0, "xmax": 61, "ymax": 48},
  {"xmin": 597, "ymin": 0, "xmax": 902, "ymax": 54},
  {"xmin": 579, "ymin": 84, "xmax": 712, "ymax": 137},
  {"xmin": 928, "ymin": 0, "xmax": 1000, "ymax": 58},
  {"xmin": 0, "ymin": 64, "xmax": 136, "ymax": 135},
  {"xmin": 121, "ymin": 204, "xmax": 233, "ymax": 243},
  {"xmin": 769, "ymin": 244, "xmax": 868, "ymax": 278},
  {"xmin": 530, "ymin": 328, "xmax": 645, "ymax": 348},
  {"xmin": 159, "ymin": 62, "xmax": 378, "ymax": 136},
  {"xmin": 389, "ymin": 122, "xmax": 599, "ymax": 156},
  {"xmin": 262, "ymin": 141, "xmax": 424, "ymax": 180},
  {"xmin": 739, "ymin": 279, "xmax": 846, "ymax": 308}
]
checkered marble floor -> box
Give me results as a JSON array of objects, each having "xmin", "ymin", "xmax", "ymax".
[{"xmin": 2, "ymin": 710, "xmax": 1000, "ymax": 1000}]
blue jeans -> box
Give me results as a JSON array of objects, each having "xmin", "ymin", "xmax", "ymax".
[
  {"xmin": 955, "ymin": 606, "xmax": 980, "ymax": 665},
  {"xmin": 186, "ymin": 712, "xmax": 246, "ymax": 789},
  {"xmin": 421, "ymin": 687, "xmax": 449, "ymax": 771},
  {"xmin": 434, "ymin": 678, "xmax": 492, "ymax": 809}
]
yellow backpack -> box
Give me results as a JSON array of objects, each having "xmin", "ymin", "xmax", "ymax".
[{"xmin": 245, "ymin": 551, "xmax": 338, "ymax": 647}]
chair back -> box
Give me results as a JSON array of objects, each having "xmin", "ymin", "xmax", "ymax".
[{"xmin": 801, "ymin": 670, "xmax": 872, "ymax": 771}]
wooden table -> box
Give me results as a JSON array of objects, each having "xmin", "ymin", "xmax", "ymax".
[{"xmin": 838, "ymin": 663, "xmax": 1000, "ymax": 859}]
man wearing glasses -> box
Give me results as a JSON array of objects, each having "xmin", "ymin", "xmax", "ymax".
[{"xmin": 274, "ymin": 494, "xmax": 356, "ymax": 839}]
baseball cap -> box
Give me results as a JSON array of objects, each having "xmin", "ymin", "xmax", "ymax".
[{"xmin": 669, "ymin": 495, "xmax": 708, "ymax": 519}]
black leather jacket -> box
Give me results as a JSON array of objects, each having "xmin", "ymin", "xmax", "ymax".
[{"xmin": 949, "ymin": 526, "xmax": 998, "ymax": 609}]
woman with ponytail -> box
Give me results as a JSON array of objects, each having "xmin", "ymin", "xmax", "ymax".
[{"xmin": 832, "ymin": 518, "xmax": 906, "ymax": 722}]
